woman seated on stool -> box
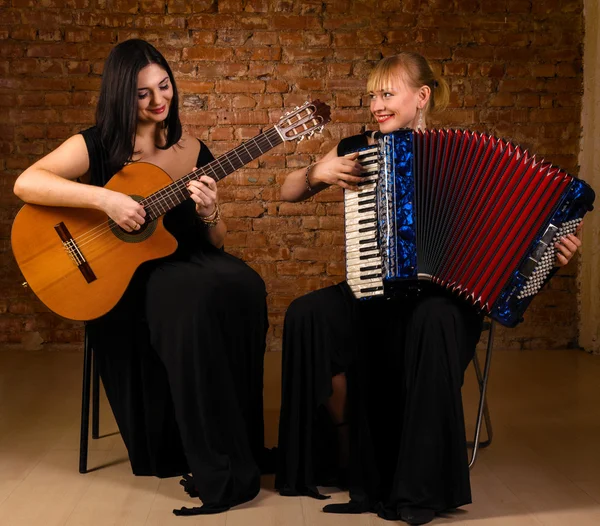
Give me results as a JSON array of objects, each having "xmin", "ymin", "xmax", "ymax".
[
  {"xmin": 14, "ymin": 39, "xmax": 270, "ymax": 516},
  {"xmin": 275, "ymin": 51, "xmax": 581, "ymax": 525}
]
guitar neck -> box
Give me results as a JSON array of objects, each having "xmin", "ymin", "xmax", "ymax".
[{"xmin": 142, "ymin": 127, "xmax": 283, "ymax": 221}]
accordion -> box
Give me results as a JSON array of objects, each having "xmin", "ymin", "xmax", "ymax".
[{"xmin": 344, "ymin": 128, "xmax": 595, "ymax": 327}]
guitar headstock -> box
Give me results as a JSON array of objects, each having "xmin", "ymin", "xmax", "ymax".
[{"xmin": 275, "ymin": 100, "xmax": 331, "ymax": 142}]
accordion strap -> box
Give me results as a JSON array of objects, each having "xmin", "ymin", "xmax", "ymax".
[{"xmin": 337, "ymin": 132, "xmax": 372, "ymax": 157}]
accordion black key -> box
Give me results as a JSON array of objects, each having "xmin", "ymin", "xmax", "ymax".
[{"xmin": 344, "ymin": 128, "xmax": 595, "ymax": 327}]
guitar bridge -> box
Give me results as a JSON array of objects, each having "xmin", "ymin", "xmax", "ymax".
[{"xmin": 54, "ymin": 222, "xmax": 97, "ymax": 284}]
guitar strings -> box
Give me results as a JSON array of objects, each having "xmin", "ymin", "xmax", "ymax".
[{"xmin": 71, "ymin": 129, "xmax": 282, "ymax": 251}]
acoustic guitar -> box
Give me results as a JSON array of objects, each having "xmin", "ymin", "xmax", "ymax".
[{"xmin": 11, "ymin": 100, "xmax": 331, "ymax": 321}]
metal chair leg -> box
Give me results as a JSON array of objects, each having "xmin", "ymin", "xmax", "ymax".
[
  {"xmin": 92, "ymin": 347, "xmax": 100, "ymax": 440},
  {"xmin": 79, "ymin": 328, "xmax": 92, "ymax": 474},
  {"xmin": 468, "ymin": 320, "xmax": 495, "ymax": 469}
]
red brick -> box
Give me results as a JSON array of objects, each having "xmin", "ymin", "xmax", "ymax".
[
  {"xmin": 66, "ymin": 61, "xmax": 92, "ymax": 75},
  {"xmin": 293, "ymin": 246, "xmax": 343, "ymax": 262},
  {"xmin": 182, "ymin": 47, "xmax": 233, "ymax": 61},
  {"xmin": 444, "ymin": 62, "xmax": 467, "ymax": 76},
  {"xmin": 326, "ymin": 78, "xmax": 366, "ymax": 91},
  {"xmin": 26, "ymin": 43, "xmax": 79, "ymax": 59},
  {"xmin": 295, "ymin": 78, "xmax": 325, "ymax": 91},
  {"xmin": 209, "ymin": 127, "xmax": 234, "ymax": 141},
  {"xmin": 489, "ymin": 92, "xmax": 515, "ymax": 107},
  {"xmin": 221, "ymin": 202, "xmax": 265, "ymax": 217},
  {"xmin": 10, "ymin": 27, "xmax": 38, "ymax": 40},
  {"xmin": 283, "ymin": 47, "xmax": 333, "ymax": 61},
  {"xmin": 140, "ymin": 0, "xmax": 165, "ymax": 12},
  {"xmin": 277, "ymin": 261, "xmax": 325, "ymax": 276},
  {"xmin": 241, "ymin": 247, "xmax": 291, "ymax": 261},
  {"xmin": 217, "ymin": 110, "xmax": 268, "ymax": 125},
  {"xmin": 237, "ymin": 15, "xmax": 270, "ymax": 29},
  {"xmin": 90, "ymin": 28, "xmax": 116, "ymax": 42},
  {"xmin": 516, "ymin": 94, "xmax": 540, "ymax": 107},
  {"xmin": 188, "ymin": 14, "xmax": 235, "ymax": 29},
  {"xmin": 200, "ymin": 62, "xmax": 248, "ymax": 78},
  {"xmin": 16, "ymin": 125, "xmax": 44, "ymax": 140},
  {"xmin": 266, "ymin": 80, "xmax": 289, "ymax": 93},
  {"xmin": 178, "ymin": 80, "xmax": 215, "ymax": 93},
  {"xmin": 217, "ymin": 80, "xmax": 265, "ymax": 94}
]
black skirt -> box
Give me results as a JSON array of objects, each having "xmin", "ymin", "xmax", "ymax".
[
  {"xmin": 82, "ymin": 126, "xmax": 269, "ymax": 512},
  {"xmin": 275, "ymin": 281, "xmax": 482, "ymax": 515},
  {"xmin": 87, "ymin": 225, "xmax": 268, "ymax": 511}
]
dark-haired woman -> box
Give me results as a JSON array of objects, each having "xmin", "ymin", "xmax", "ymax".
[
  {"xmin": 275, "ymin": 52, "xmax": 582, "ymax": 525},
  {"xmin": 14, "ymin": 39, "xmax": 268, "ymax": 515}
]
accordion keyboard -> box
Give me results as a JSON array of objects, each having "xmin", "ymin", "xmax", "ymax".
[{"xmin": 344, "ymin": 146, "xmax": 385, "ymax": 299}]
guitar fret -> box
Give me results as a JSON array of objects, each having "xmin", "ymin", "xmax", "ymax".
[
  {"xmin": 254, "ymin": 138, "xmax": 265, "ymax": 154},
  {"xmin": 162, "ymin": 187, "xmax": 177, "ymax": 209},
  {"xmin": 169, "ymin": 183, "xmax": 185, "ymax": 207},
  {"xmin": 240, "ymin": 143, "xmax": 254, "ymax": 163},
  {"xmin": 232, "ymin": 148, "xmax": 245, "ymax": 166},
  {"xmin": 175, "ymin": 181, "xmax": 189, "ymax": 202},
  {"xmin": 223, "ymin": 153, "xmax": 237, "ymax": 174},
  {"xmin": 203, "ymin": 164, "xmax": 219, "ymax": 181},
  {"xmin": 212, "ymin": 162, "xmax": 229, "ymax": 182},
  {"xmin": 264, "ymin": 132, "xmax": 274, "ymax": 148}
]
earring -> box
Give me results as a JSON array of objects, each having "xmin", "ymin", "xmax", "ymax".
[{"xmin": 417, "ymin": 108, "xmax": 424, "ymax": 130}]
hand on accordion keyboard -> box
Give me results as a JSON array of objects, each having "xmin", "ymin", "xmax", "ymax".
[
  {"xmin": 554, "ymin": 221, "xmax": 583, "ymax": 267},
  {"xmin": 311, "ymin": 152, "xmax": 363, "ymax": 191}
]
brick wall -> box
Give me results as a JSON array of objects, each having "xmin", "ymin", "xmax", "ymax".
[{"xmin": 0, "ymin": 0, "xmax": 585, "ymax": 351}]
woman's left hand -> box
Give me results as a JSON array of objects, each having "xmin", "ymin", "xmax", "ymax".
[
  {"xmin": 188, "ymin": 173, "xmax": 218, "ymax": 218},
  {"xmin": 555, "ymin": 221, "xmax": 583, "ymax": 267}
]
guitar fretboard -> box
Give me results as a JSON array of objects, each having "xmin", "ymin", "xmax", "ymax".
[{"xmin": 142, "ymin": 127, "xmax": 283, "ymax": 221}]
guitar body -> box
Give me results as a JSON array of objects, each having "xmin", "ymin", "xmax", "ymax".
[{"xmin": 11, "ymin": 163, "xmax": 178, "ymax": 321}]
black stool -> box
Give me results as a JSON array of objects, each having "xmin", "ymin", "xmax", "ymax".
[
  {"xmin": 79, "ymin": 326, "xmax": 100, "ymax": 473},
  {"xmin": 468, "ymin": 319, "xmax": 495, "ymax": 469}
]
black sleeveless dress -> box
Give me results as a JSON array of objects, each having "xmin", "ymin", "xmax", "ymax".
[
  {"xmin": 275, "ymin": 132, "xmax": 483, "ymax": 517},
  {"xmin": 81, "ymin": 127, "xmax": 268, "ymax": 514}
]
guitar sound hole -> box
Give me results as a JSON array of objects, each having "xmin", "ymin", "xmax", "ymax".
[
  {"xmin": 110, "ymin": 218, "xmax": 156, "ymax": 243},
  {"xmin": 120, "ymin": 223, "xmax": 148, "ymax": 235}
]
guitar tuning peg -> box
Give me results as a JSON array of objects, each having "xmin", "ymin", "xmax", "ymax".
[{"xmin": 294, "ymin": 106, "xmax": 299, "ymax": 110}]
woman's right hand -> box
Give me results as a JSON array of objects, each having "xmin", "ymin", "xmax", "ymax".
[
  {"xmin": 310, "ymin": 152, "xmax": 364, "ymax": 191},
  {"xmin": 102, "ymin": 190, "xmax": 147, "ymax": 232}
]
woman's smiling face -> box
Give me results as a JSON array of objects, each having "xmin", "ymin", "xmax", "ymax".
[
  {"xmin": 136, "ymin": 63, "xmax": 173, "ymax": 124},
  {"xmin": 369, "ymin": 71, "xmax": 429, "ymax": 133}
]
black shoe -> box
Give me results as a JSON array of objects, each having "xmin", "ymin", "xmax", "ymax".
[
  {"xmin": 400, "ymin": 506, "xmax": 435, "ymax": 525},
  {"xmin": 323, "ymin": 500, "xmax": 370, "ymax": 514},
  {"xmin": 179, "ymin": 474, "xmax": 199, "ymax": 498}
]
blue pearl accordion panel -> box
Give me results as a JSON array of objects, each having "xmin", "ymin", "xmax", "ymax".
[{"xmin": 378, "ymin": 129, "xmax": 418, "ymax": 283}]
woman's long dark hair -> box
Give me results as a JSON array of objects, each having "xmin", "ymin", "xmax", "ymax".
[{"xmin": 95, "ymin": 39, "xmax": 182, "ymax": 174}]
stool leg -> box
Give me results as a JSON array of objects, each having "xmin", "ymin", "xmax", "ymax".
[
  {"xmin": 79, "ymin": 330, "xmax": 92, "ymax": 474},
  {"xmin": 469, "ymin": 321, "xmax": 495, "ymax": 469},
  {"xmin": 92, "ymin": 347, "xmax": 100, "ymax": 440}
]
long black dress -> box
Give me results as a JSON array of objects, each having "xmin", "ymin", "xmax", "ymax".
[
  {"xmin": 81, "ymin": 127, "xmax": 268, "ymax": 514},
  {"xmin": 275, "ymin": 133, "xmax": 483, "ymax": 518}
]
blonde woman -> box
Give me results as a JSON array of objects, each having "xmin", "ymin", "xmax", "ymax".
[{"xmin": 275, "ymin": 53, "xmax": 580, "ymax": 525}]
